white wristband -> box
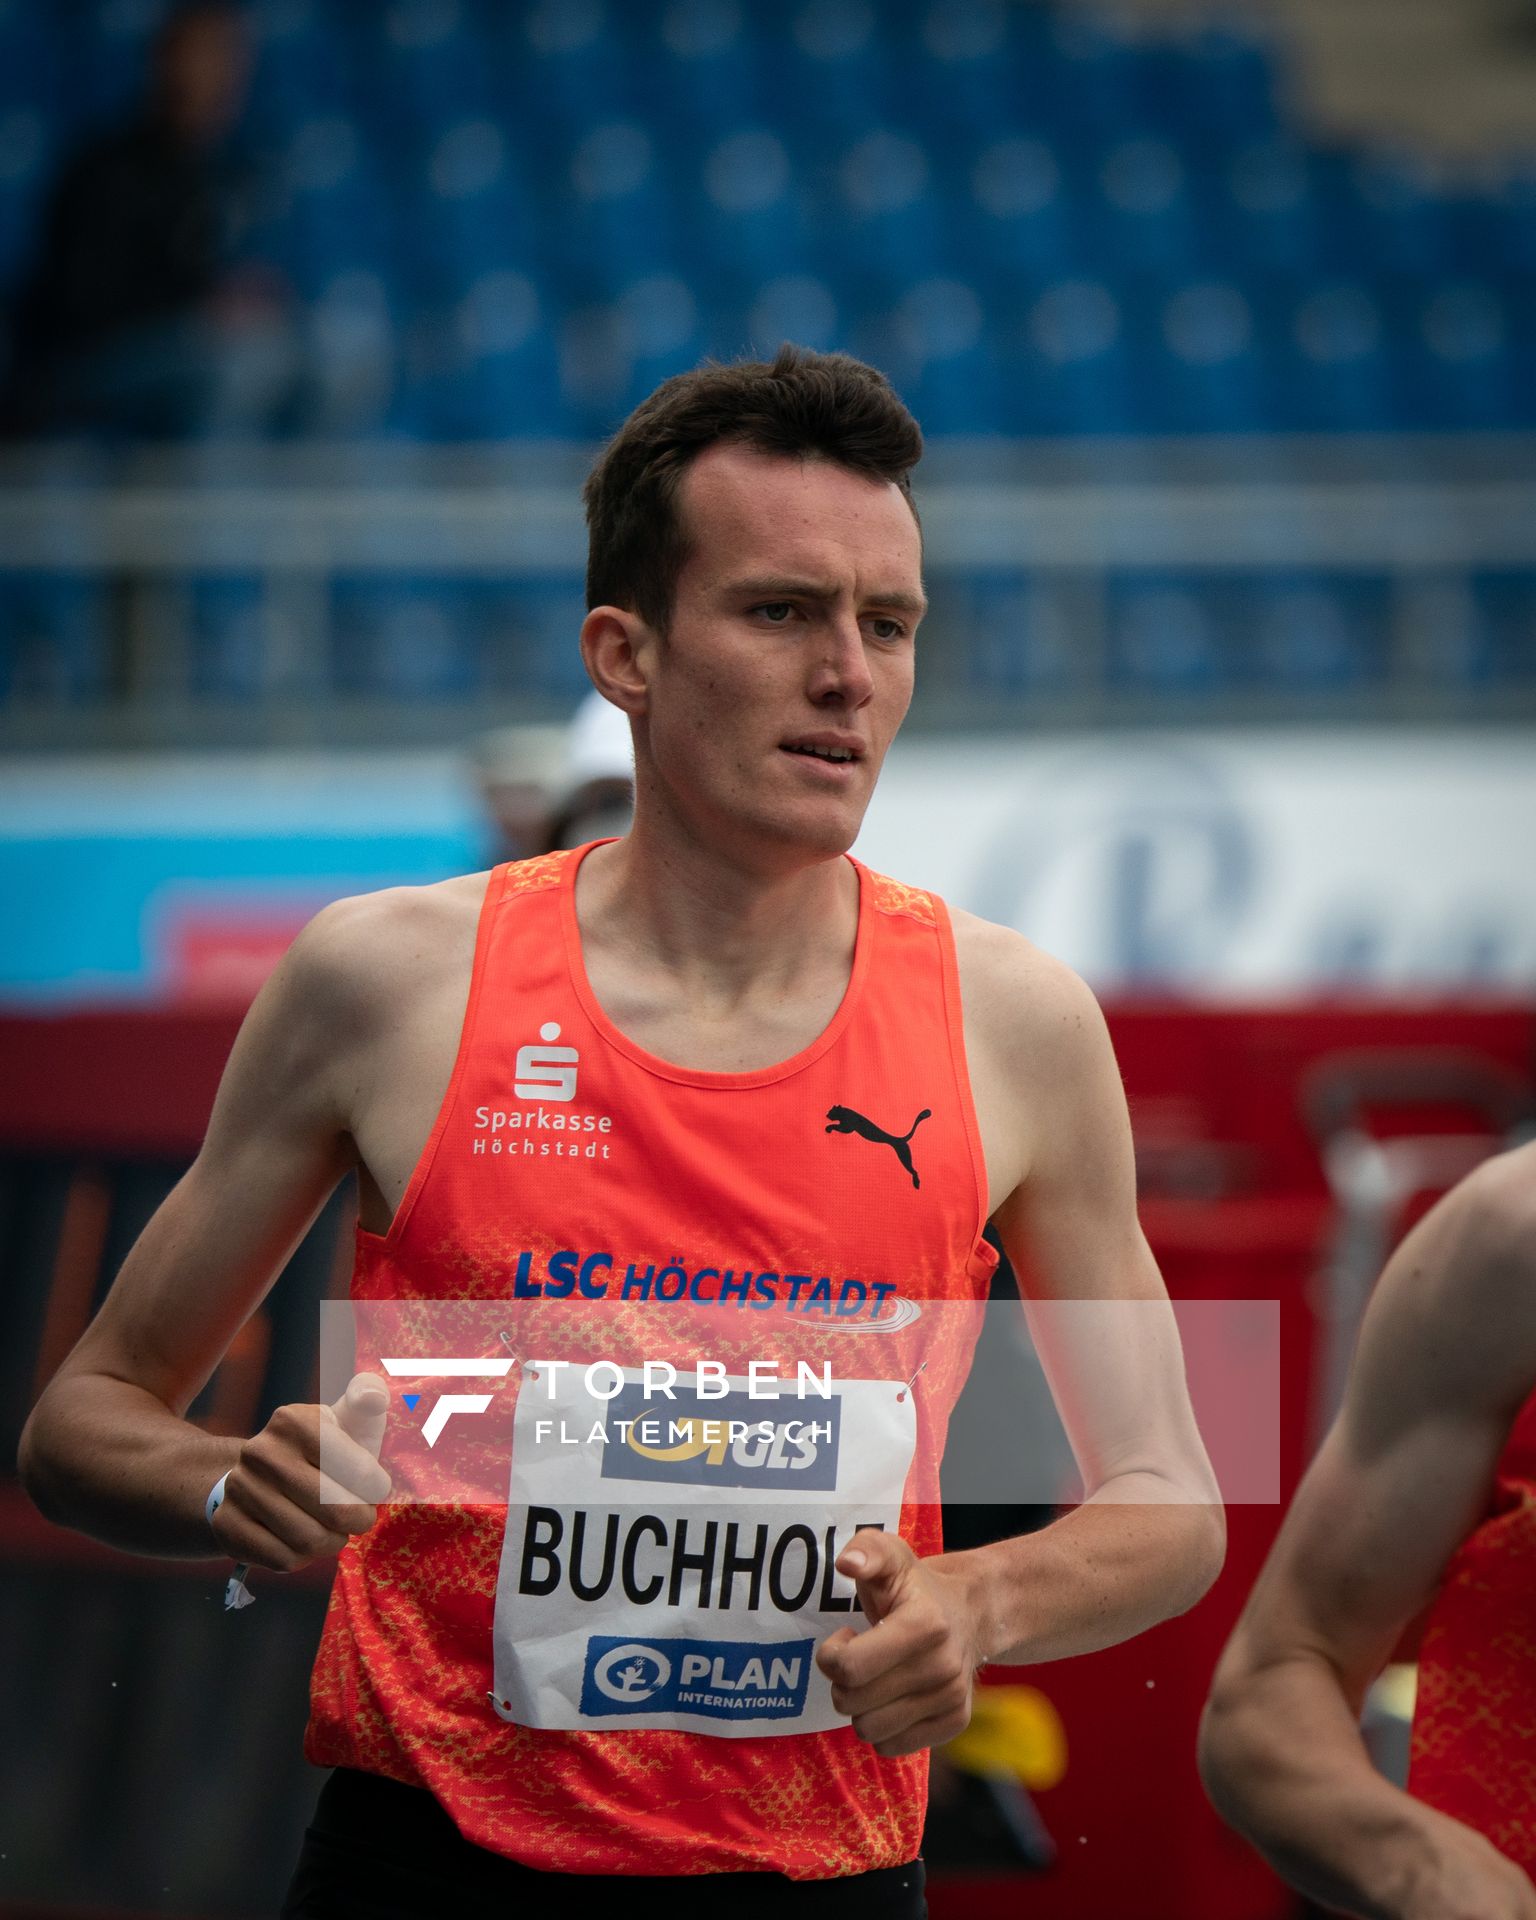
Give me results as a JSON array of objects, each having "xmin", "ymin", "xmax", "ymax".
[{"xmin": 205, "ymin": 1470, "xmax": 230, "ymax": 1529}]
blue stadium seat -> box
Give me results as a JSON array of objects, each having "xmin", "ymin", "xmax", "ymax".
[
  {"xmin": 681, "ymin": 127, "xmax": 809, "ymax": 287},
  {"xmin": 188, "ymin": 578, "xmax": 268, "ymax": 700},
  {"xmin": 871, "ymin": 275, "xmax": 1007, "ymax": 433},
  {"xmin": 709, "ymin": 269, "xmax": 844, "ymax": 362},
  {"xmin": 954, "ymin": 134, "xmax": 1081, "ymax": 285},
  {"xmin": 647, "ymin": 0, "xmax": 765, "ymax": 129},
  {"xmin": 1134, "ymin": 276, "xmax": 1267, "ymax": 432},
  {"xmin": 1319, "ymin": 149, "xmax": 1455, "ymax": 278},
  {"xmin": 760, "ymin": 0, "xmax": 891, "ymax": 147},
  {"xmin": 1400, "ymin": 277, "xmax": 1520, "ymax": 431},
  {"xmin": 0, "ymin": 577, "xmax": 109, "ymax": 705},
  {"xmin": 884, "ymin": 0, "xmax": 1021, "ymax": 163},
  {"xmin": 516, "ymin": 0, "xmax": 642, "ymax": 116},
  {"xmin": 1249, "ymin": 575, "xmax": 1390, "ymax": 689},
  {"xmin": 813, "ymin": 129, "xmax": 947, "ymax": 286},
  {"xmin": 542, "ymin": 120, "xmax": 684, "ymax": 287},
  {"xmin": 1004, "ymin": 272, "xmax": 1138, "ymax": 434},
  {"xmin": 256, "ymin": 114, "xmax": 397, "ymax": 299},
  {"xmin": 448, "ymin": 269, "xmax": 564, "ymax": 435},
  {"xmin": 1466, "ymin": 574, "xmax": 1536, "ymax": 686},
  {"xmin": 612, "ymin": 269, "xmax": 707, "ymax": 395},
  {"xmin": 1205, "ymin": 137, "xmax": 1323, "ymax": 274},
  {"xmin": 1267, "ymin": 277, "xmax": 1398, "ymax": 432},
  {"xmin": 1136, "ymin": 22, "xmax": 1279, "ymax": 147},
  {"xmin": 1036, "ymin": 9, "xmax": 1152, "ymax": 142},
  {"xmin": 963, "ymin": 573, "xmax": 1084, "ymax": 694},
  {"xmin": 330, "ymin": 581, "xmax": 481, "ymax": 698},
  {"xmin": 480, "ymin": 580, "xmax": 591, "ymax": 698},
  {"xmin": 1107, "ymin": 576, "xmax": 1224, "ymax": 693},
  {"xmin": 1089, "ymin": 136, "xmax": 1204, "ymax": 275}
]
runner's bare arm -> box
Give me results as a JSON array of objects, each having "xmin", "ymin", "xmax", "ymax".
[
  {"xmin": 1200, "ymin": 1146, "xmax": 1536, "ymax": 1920},
  {"xmin": 951, "ymin": 924, "xmax": 1225, "ymax": 1665},
  {"xmin": 16, "ymin": 892, "xmax": 403, "ymax": 1560}
]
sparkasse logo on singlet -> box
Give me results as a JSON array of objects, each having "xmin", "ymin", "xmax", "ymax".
[
  {"xmin": 472, "ymin": 1020, "xmax": 617, "ymax": 1161},
  {"xmin": 516, "ymin": 1021, "xmax": 578, "ymax": 1100}
]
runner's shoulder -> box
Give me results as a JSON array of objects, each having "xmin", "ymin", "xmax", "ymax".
[
  {"xmin": 274, "ymin": 871, "xmax": 492, "ymax": 1042},
  {"xmin": 1453, "ymin": 1139, "xmax": 1536, "ymax": 1268},
  {"xmin": 947, "ymin": 904, "xmax": 1108, "ymax": 1075},
  {"xmin": 1357, "ymin": 1139, "xmax": 1536, "ymax": 1424},
  {"xmin": 1416, "ymin": 1140, "xmax": 1536, "ymax": 1319}
]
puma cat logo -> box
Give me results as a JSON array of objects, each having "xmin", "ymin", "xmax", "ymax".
[{"xmin": 825, "ymin": 1104, "xmax": 932, "ymax": 1189}]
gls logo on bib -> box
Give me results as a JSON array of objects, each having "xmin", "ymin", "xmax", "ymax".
[
  {"xmin": 515, "ymin": 1021, "xmax": 578, "ymax": 1101},
  {"xmin": 600, "ymin": 1385, "xmax": 842, "ymax": 1490},
  {"xmin": 579, "ymin": 1634, "xmax": 814, "ymax": 1722}
]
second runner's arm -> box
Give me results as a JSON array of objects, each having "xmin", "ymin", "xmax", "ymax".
[{"xmin": 1199, "ymin": 1146, "xmax": 1536, "ymax": 1920}]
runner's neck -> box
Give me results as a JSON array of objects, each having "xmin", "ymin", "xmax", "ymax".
[{"xmin": 574, "ymin": 826, "xmax": 859, "ymax": 1010}]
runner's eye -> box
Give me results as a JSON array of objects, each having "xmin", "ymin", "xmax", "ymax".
[{"xmin": 752, "ymin": 602, "xmax": 796, "ymax": 623}]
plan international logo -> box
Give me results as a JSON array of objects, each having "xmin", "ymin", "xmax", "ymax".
[
  {"xmin": 472, "ymin": 1019, "xmax": 616, "ymax": 1160},
  {"xmin": 579, "ymin": 1634, "xmax": 814, "ymax": 1722}
]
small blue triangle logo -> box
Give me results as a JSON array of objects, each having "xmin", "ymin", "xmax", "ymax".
[{"xmin": 401, "ymin": 1393, "xmax": 421, "ymax": 1410}]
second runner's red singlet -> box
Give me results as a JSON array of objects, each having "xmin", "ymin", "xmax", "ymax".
[
  {"xmin": 305, "ymin": 841, "xmax": 998, "ymax": 1877},
  {"xmin": 1408, "ymin": 1390, "xmax": 1536, "ymax": 1872}
]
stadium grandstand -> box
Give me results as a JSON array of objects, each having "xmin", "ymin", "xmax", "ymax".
[{"xmin": 0, "ymin": 0, "xmax": 1533, "ymax": 743}]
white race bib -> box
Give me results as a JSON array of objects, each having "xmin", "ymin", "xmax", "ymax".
[{"xmin": 490, "ymin": 1366, "xmax": 917, "ymax": 1734}]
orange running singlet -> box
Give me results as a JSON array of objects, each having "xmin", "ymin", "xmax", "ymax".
[
  {"xmin": 305, "ymin": 842, "xmax": 998, "ymax": 1877},
  {"xmin": 1408, "ymin": 1391, "xmax": 1536, "ymax": 1873}
]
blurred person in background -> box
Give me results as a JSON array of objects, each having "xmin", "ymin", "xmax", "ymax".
[
  {"xmin": 474, "ymin": 688, "xmax": 636, "ymax": 862},
  {"xmin": 1201, "ymin": 1141, "xmax": 1536, "ymax": 1919},
  {"xmin": 0, "ymin": 1, "xmax": 300, "ymax": 440}
]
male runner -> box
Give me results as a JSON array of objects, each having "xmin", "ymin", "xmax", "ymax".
[
  {"xmin": 1201, "ymin": 1140, "xmax": 1536, "ymax": 1919},
  {"xmin": 20, "ymin": 346, "xmax": 1223, "ymax": 1917}
]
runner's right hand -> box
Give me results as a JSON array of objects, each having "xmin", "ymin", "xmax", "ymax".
[{"xmin": 209, "ymin": 1373, "xmax": 393, "ymax": 1572}]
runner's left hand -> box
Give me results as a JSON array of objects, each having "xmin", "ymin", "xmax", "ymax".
[{"xmin": 815, "ymin": 1529, "xmax": 986, "ymax": 1757}]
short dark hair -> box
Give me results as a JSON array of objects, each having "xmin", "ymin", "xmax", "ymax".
[{"xmin": 582, "ymin": 344, "xmax": 923, "ymax": 635}]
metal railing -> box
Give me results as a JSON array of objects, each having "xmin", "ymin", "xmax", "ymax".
[{"xmin": 2, "ymin": 433, "xmax": 1534, "ymax": 749}]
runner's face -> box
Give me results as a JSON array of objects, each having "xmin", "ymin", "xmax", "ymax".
[{"xmin": 643, "ymin": 443, "xmax": 923, "ymax": 861}]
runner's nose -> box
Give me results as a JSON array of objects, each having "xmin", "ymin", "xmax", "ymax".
[{"xmin": 807, "ymin": 612, "xmax": 874, "ymax": 710}]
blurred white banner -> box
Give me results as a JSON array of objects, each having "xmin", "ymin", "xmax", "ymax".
[{"xmin": 855, "ymin": 729, "xmax": 1536, "ymax": 995}]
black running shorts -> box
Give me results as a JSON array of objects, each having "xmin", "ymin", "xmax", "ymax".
[{"xmin": 280, "ymin": 1767, "xmax": 928, "ymax": 1918}]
